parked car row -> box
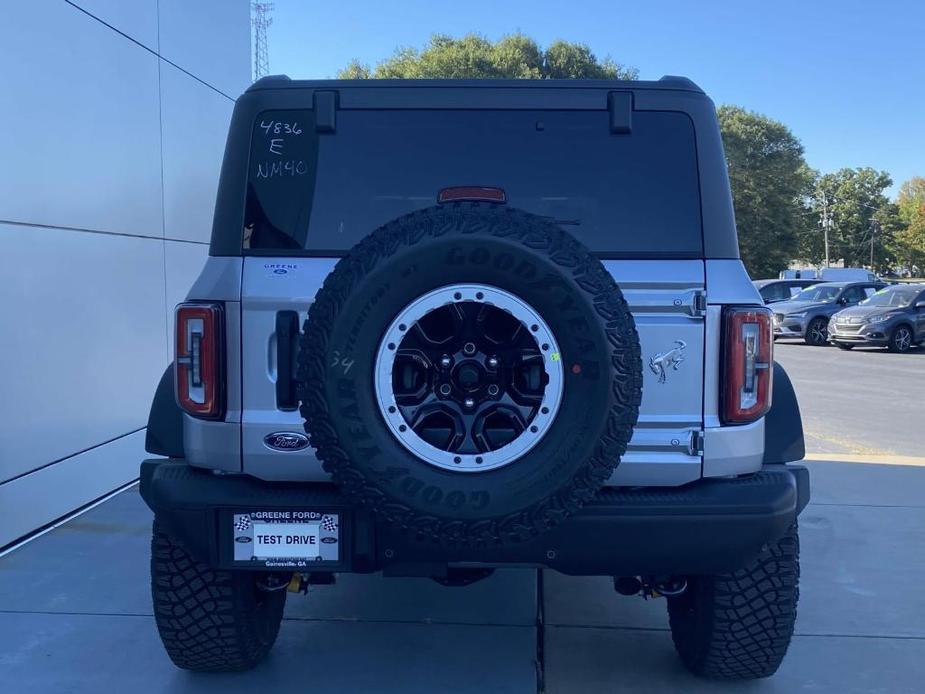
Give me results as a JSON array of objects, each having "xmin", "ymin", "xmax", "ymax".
[
  {"xmin": 756, "ymin": 281, "xmax": 925, "ymax": 352},
  {"xmin": 755, "ymin": 269, "xmax": 887, "ymax": 306}
]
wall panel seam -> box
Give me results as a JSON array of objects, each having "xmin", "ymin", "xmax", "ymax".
[
  {"xmin": 0, "ymin": 427, "xmax": 147, "ymax": 488},
  {"xmin": 63, "ymin": 0, "xmax": 236, "ymax": 102},
  {"xmin": 0, "ymin": 219, "xmax": 209, "ymax": 245},
  {"xmin": 157, "ymin": 45, "xmax": 171, "ymax": 358}
]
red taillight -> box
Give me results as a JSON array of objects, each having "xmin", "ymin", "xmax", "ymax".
[
  {"xmin": 722, "ymin": 306, "xmax": 773, "ymax": 425},
  {"xmin": 438, "ymin": 186, "xmax": 507, "ymax": 204},
  {"xmin": 175, "ymin": 303, "xmax": 224, "ymax": 419}
]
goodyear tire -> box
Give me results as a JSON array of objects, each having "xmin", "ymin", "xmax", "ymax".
[
  {"xmin": 298, "ymin": 204, "xmax": 642, "ymax": 545},
  {"xmin": 150, "ymin": 521, "xmax": 286, "ymax": 672},
  {"xmin": 667, "ymin": 523, "xmax": 800, "ymax": 679}
]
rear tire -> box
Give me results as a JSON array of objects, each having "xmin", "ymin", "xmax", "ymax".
[
  {"xmin": 888, "ymin": 325, "xmax": 914, "ymax": 353},
  {"xmin": 667, "ymin": 524, "xmax": 799, "ymax": 680},
  {"xmin": 151, "ymin": 521, "xmax": 287, "ymax": 672},
  {"xmin": 804, "ymin": 318, "xmax": 828, "ymax": 346}
]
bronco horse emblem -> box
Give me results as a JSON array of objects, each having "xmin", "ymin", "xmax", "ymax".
[{"xmin": 649, "ymin": 340, "xmax": 687, "ymax": 384}]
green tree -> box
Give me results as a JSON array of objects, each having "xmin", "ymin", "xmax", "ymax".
[
  {"xmin": 717, "ymin": 106, "xmax": 814, "ymax": 278},
  {"xmin": 807, "ymin": 168, "xmax": 898, "ymax": 271},
  {"xmin": 893, "ymin": 177, "xmax": 925, "ymax": 271},
  {"xmin": 336, "ymin": 33, "xmax": 637, "ymax": 80}
]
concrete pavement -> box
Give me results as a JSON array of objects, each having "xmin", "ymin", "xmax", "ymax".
[{"xmin": 3, "ymin": 454, "xmax": 925, "ymax": 692}]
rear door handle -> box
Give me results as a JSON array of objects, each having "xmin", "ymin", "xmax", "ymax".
[{"xmin": 275, "ymin": 311, "xmax": 299, "ymax": 410}]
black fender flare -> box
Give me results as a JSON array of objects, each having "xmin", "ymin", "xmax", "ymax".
[
  {"xmin": 145, "ymin": 363, "xmax": 185, "ymax": 458},
  {"xmin": 763, "ymin": 362, "xmax": 804, "ymax": 464}
]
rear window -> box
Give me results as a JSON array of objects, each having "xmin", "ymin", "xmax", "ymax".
[{"xmin": 243, "ymin": 109, "xmax": 702, "ymax": 256}]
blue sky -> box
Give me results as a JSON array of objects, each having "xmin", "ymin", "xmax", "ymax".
[{"xmin": 267, "ymin": 0, "xmax": 922, "ymax": 195}]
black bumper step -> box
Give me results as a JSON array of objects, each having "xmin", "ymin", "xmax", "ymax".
[{"xmin": 141, "ymin": 460, "xmax": 809, "ymax": 577}]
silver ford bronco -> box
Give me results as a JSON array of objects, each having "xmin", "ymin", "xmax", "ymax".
[{"xmin": 141, "ymin": 75, "xmax": 809, "ymax": 679}]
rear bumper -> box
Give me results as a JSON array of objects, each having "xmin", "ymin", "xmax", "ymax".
[{"xmin": 140, "ymin": 459, "xmax": 810, "ymax": 577}]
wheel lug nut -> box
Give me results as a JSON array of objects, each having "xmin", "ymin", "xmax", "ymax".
[
  {"xmin": 464, "ymin": 398, "xmax": 475, "ymax": 409},
  {"xmin": 440, "ymin": 355, "xmax": 451, "ymax": 368},
  {"xmin": 488, "ymin": 356, "xmax": 499, "ymax": 368},
  {"xmin": 488, "ymin": 384, "xmax": 500, "ymax": 396},
  {"xmin": 463, "ymin": 342, "xmax": 476, "ymax": 356},
  {"xmin": 439, "ymin": 383, "xmax": 452, "ymax": 396}
]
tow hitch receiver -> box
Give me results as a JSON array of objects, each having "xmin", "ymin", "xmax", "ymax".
[{"xmin": 614, "ymin": 575, "xmax": 688, "ymax": 599}]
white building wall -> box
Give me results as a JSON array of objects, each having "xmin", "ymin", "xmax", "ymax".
[{"xmin": 0, "ymin": 0, "xmax": 250, "ymax": 547}]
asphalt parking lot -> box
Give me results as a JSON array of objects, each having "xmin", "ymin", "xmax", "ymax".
[
  {"xmin": 774, "ymin": 339, "xmax": 925, "ymax": 456},
  {"xmin": 1, "ymin": 344, "xmax": 923, "ymax": 693}
]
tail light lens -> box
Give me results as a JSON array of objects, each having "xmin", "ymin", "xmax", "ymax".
[
  {"xmin": 722, "ymin": 306, "xmax": 773, "ymax": 424},
  {"xmin": 175, "ymin": 303, "xmax": 224, "ymax": 419}
]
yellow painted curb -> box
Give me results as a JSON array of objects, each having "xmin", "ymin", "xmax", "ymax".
[{"xmin": 804, "ymin": 453, "xmax": 925, "ymax": 467}]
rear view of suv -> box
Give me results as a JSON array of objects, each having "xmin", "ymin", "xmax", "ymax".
[{"xmin": 141, "ymin": 76, "xmax": 809, "ymax": 680}]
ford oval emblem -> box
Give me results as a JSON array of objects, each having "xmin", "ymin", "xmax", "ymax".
[
  {"xmin": 235, "ymin": 536, "xmax": 252, "ymax": 544},
  {"xmin": 321, "ymin": 536, "xmax": 338, "ymax": 544},
  {"xmin": 264, "ymin": 432, "xmax": 310, "ymax": 452}
]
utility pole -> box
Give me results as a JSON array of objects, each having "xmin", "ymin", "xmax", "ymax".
[
  {"xmin": 252, "ymin": 2, "xmax": 274, "ymax": 81},
  {"xmin": 869, "ymin": 219, "xmax": 880, "ymax": 269},
  {"xmin": 819, "ymin": 191, "xmax": 833, "ymax": 267}
]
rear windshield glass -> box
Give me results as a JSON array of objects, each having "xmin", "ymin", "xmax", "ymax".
[{"xmin": 243, "ymin": 109, "xmax": 702, "ymax": 256}]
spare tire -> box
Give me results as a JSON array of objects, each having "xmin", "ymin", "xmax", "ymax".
[{"xmin": 298, "ymin": 204, "xmax": 642, "ymax": 545}]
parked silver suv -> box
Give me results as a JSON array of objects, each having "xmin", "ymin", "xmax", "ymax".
[{"xmin": 140, "ymin": 76, "xmax": 809, "ymax": 680}]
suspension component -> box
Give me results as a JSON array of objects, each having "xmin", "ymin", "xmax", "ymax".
[{"xmin": 613, "ymin": 575, "xmax": 688, "ymax": 599}]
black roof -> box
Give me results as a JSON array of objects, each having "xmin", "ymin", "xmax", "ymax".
[{"xmin": 247, "ymin": 74, "xmax": 704, "ymax": 94}]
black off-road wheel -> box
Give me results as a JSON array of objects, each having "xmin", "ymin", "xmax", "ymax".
[
  {"xmin": 888, "ymin": 324, "xmax": 914, "ymax": 353},
  {"xmin": 804, "ymin": 317, "xmax": 828, "ymax": 346},
  {"xmin": 666, "ymin": 523, "xmax": 800, "ymax": 680},
  {"xmin": 298, "ymin": 203, "xmax": 642, "ymax": 546},
  {"xmin": 151, "ymin": 521, "xmax": 287, "ymax": 672}
]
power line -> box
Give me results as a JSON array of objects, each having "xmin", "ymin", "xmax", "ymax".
[{"xmin": 252, "ymin": 2, "xmax": 273, "ymax": 81}]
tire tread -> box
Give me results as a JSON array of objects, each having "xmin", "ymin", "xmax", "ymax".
[
  {"xmin": 150, "ymin": 521, "xmax": 286, "ymax": 672},
  {"xmin": 667, "ymin": 524, "xmax": 800, "ymax": 680}
]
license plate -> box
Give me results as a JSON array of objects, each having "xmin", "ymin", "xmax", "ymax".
[{"xmin": 232, "ymin": 510, "xmax": 339, "ymax": 566}]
